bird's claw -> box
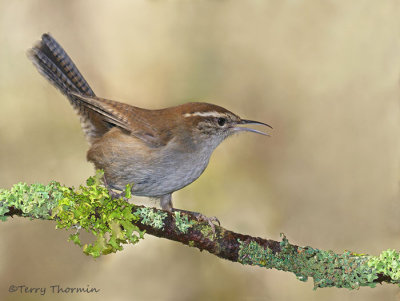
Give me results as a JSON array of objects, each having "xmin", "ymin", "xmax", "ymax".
[
  {"xmin": 195, "ymin": 214, "xmax": 220, "ymax": 237},
  {"xmin": 107, "ymin": 189, "xmax": 129, "ymax": 201},
  {"xmin": 102, "ymin": 175, "xmax": 129, "ymax": 201}
]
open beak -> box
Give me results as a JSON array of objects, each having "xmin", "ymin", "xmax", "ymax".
[{"xmin": 233, "ymin": 119, "xmax": 272, "ymax": 136}]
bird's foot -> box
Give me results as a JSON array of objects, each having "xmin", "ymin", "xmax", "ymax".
[
  {"xmin": 102, "ymin": 175, "xmax": 129, "ymax": 201},
  {"xmin": 108, "ymin": 190, "xmax": 129, "ymax": 201},
  {"xmin": 193, "ymin": 212, "xmax": 220, "ymax": 227},
  {"xmin": 172, "ymin": 208, "xmax": 220, "ymax": 237},
  {"xmin": 194, "ymin": 213, "xmax": 220, "ymax": 237}
]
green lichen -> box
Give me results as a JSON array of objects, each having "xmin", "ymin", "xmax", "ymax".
[
  {"xmin": 368, "ymin": 249, "xmax": 400, "ymax": 282},
  {"xmin": 237, "ymin": 234, "xmax": 380, "ymax": 289},
  {"xmin": 53, "ymin": 170, "xmax": 144, "ymax": 257},
  {"xmin": 0, "ymin": 181, "xmax": 65, "ymax": 221},
  {"xmin": 4, "ymin": 173, "xmax": 400, "ymax": 287},
  {"xmin": 200, "ymin": 225, "xmax": 215, "ymax": 240},
  {"xmin": 0, "ymin": 170, "xmax": 145, "ymax": 258},
  {"xmin": 135, "ymin": 207, "xmax": 167, "ymax": 230},
  {"xmin": 173, "ymin": 211, "xmax": 195, "ymax": 233}
]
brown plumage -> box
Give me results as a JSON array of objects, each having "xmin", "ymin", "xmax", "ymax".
[{"xmin": 28, "ymin": 33, "xmax": 271, "ymax": 217}]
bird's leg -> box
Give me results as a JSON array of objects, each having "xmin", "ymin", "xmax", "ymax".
[
  {"xmin": 160, "ymin": 194, "xmax": 220, "ymax": 235},
  {"xmin": 160, "ymin": 194, "xmax": 173, "ymax": 211}
]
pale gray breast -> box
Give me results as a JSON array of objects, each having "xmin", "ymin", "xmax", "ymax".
[{"xmin": 131, "ymin": 138, "xmax": 215, "ymax": 197}]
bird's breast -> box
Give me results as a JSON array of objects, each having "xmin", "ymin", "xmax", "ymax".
[{"xmin": 88, "ymin": 131, "xmax": 215, "ymax": 197}]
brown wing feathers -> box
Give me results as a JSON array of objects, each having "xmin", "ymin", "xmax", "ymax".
[
  {"xmin": 28, "ymin": 34, "xmax": 167, "ymax": 147},
  {"xmin": 69, "ymin": 92, "xmax": 133, "ymax": 133}
]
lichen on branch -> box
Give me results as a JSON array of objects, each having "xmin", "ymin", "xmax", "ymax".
[
  {"xmin": 1, "ymin": 172, "xmax": 400, "ymax": 289},
  {"xmin": 0, "ymin": 170, "xmax": 144, "ymax": 257}
]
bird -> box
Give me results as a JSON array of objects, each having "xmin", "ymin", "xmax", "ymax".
[{"xmin": 28, "ymin": 33, "xmax": 271, "ymax": 224}]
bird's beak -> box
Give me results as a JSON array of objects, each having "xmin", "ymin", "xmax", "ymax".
[{"xmin": 233, "ymin": 119, "xmax": 272, "ymax": 136}]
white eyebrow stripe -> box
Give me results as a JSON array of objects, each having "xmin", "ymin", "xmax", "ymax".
[{"xmin": 183, "ymin": 111, "xmax": 225, "ymax": 118}]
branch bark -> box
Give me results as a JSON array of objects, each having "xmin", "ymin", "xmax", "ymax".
[{"xmin": 1, "ymin": 179, "xmax": 399, "ymax": 289}]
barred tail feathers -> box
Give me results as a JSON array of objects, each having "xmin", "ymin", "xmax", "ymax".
[
  {"xmin": 28, "ymin": 33, "xmax": 95, "ymax": 98},
  {"xmin": 28, "ymin": 33, "xmax": 104, "ymax": 142}
]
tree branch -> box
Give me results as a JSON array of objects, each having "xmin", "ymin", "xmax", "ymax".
[{"xmin": 1, "ymin": 173, "xmax": 399, "ymax": 289}]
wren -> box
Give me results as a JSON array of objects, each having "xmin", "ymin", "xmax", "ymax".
[{"xmin": 28, "ymin": 33, "xmax": 271, "ymax": 219}]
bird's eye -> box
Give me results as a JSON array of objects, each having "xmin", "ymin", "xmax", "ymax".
[{"xmin": 217, "ymin": 117, "xmax": 226, "ymax": 127}]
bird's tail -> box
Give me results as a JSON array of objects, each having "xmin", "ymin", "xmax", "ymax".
[
  {"xmin": 28, "ymin": 33, "xmax": 95, "ymax": 100},
  {"xmin": 28, "ymin": 33, "xmax": 108, "ymax": 142}
]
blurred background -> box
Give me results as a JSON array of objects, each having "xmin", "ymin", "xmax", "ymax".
[{"xmin": 1, "ymin": 1, "xmax": 400, "ymax": 300}]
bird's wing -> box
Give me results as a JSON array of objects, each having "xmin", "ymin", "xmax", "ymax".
[{"xmin": 69, "ymin": 92, "xmax": 167, "ymax": 147}]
